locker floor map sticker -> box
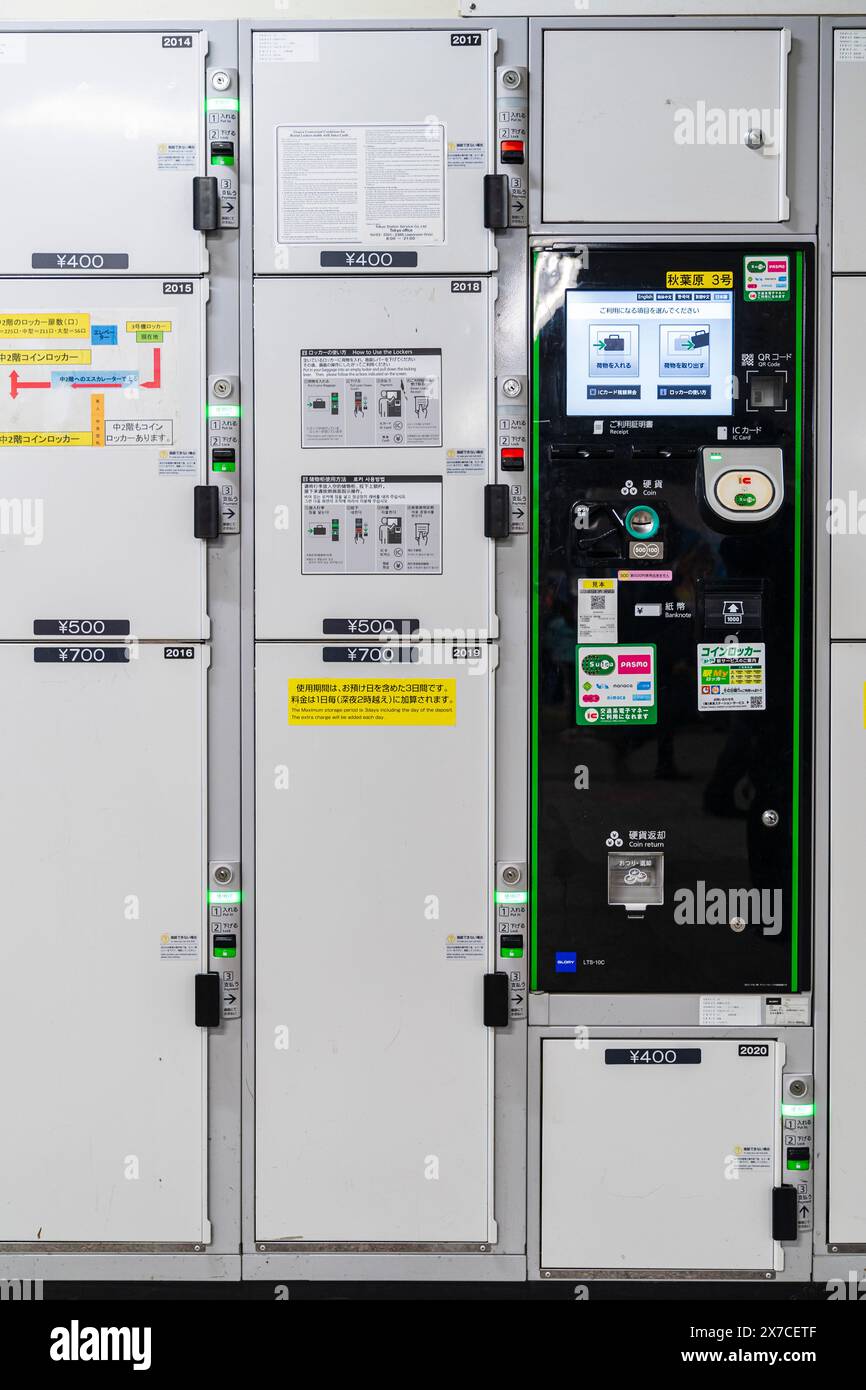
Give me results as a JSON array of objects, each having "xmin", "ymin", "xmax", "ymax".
[
  {"xmin": 277, "ymin": 124, "xmax": 445, "ymax": 246},
  {"xmin": 698, "ymin": 643, "xmax": 766, "ymax": 711},
  {"xmin": 301, "ymin": 348, "xmax": 441, "ymax": 448},
  {"xmin": 288, "ymin": 677, "xmax": 457, "ymax": 726},
  {"xmin": 576, "ymin": 644, "xmax": 657, "ymax": 725},
  {"xmin": 302, "ymin": 475, "xmax": 442, "ymax": 575},
  {"xmin": 0, "ymin": 310, "xmax": 189, "ymax": 452}
]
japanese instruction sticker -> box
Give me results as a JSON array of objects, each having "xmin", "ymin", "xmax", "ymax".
[
  {"xmin": 301, "ymin": 348, "xmax": 441, "ymax": 448},
  {"xmin": 698, "ymin": 643, "xmax": 766, "ymax": 711},
  {"xmin": 577, "ymin": 578, "xmax": 618, "ymax": 643},
  {"xmin": 288, "ymin": 677, "xmax": 457, "ymax": 726},
  {"xmin": 302, "ymin": 475, "xmax": 442, "ymax": 575}
]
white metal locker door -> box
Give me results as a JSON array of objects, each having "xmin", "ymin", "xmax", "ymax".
[
  {"xmin": 0, "ymin": 31, "xmax": 207, "ymax": 276},
  {"xmin": 254, "ymin": 276, "xmax": 494, "ymax": 641},
  {"xmin": 252, "ymin": 28, "xmax": 495, "ymax": 274},
  {"xmin": 541, "ymin": 1038, "xmax": 780, "ymax": 1271},
  {"xmin": 833, "ymin": 30, "xmax": 866, "ymax": 272},
  {"xmin": 542, "ymin": 29, "xmax": 790, "ymax": 223},
  {"xmin": 830, "ymin": 278, "xmax": 866, "ymax": 639},
  {"xmin": 0, "ymin": 643, "xmax": 207, "ymax": 1243},
  {"xmin": 829, "ymin": 644, "xmax": 866, "ymax": 1245},
  {"xmin": 0, "ymin": 278, "xmax": 207, "ymax": 641},
  {"xmin": 255, "ymin": 642, "xmax": 495, "ymax": 1243}
]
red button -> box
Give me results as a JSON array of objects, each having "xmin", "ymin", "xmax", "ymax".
[
  {"xmin": 500, "ymin": 139, "xmax": 525, "ymax": 164},
  {"xmin": 501, "ymin": 447, "xmax": 525, "ymax": 471}
]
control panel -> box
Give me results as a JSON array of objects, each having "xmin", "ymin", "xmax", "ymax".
[{"xmin": 532, "ymin": 246, "xmax": 813, "ymax": 995}]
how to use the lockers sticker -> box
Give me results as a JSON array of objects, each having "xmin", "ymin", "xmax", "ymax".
[
  {"xmin": 576, "ymin": 644, "xmax": 657, "ymax": 725},
  {"xmin": 301, "ymin": 476, "xmax": 442, "ymax": 575},
  {"xmin": 288, "ymin": 676, "xmax": 456, "ymax": 726},
  {"xmin": 301, "ymin": 348, "xmax": 442, "ymax": 448},
  {"xmin": 276, "ymin": 125, "xmax": 445, "ymax": 246},
  {"xmin": 697, "ymin": 643, "xmax": 767, "ymax": 711}
]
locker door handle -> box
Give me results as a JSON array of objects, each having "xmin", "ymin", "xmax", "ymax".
[
  {"xmin": 772, "ymin": 1184, "xmax": 798, "ymax": 1241},
  {"xmin": 484, "ymin": 484, "xmax": 511, "ymax": 539},
  {"xmin": 193, "ymin": 176, "xmax": 220, "ymax": 231},
  {"xmin": 195, "ymin": 972, "xmax": 221, "ymax": 1028},
  {"xmin": 194, "ymin": 485, "xmax": 220, "ymax": 540},
  {"xmin": 483, "ymin": 972, "xmax": 509, "ymax": 1027},
  {"xmin": 483, "ymin": 173, "xmax": 509, "ymax": 230}
]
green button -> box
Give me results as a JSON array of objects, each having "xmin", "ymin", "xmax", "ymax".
[
  {"xmin": 734, "ymin": 492, "xmax": 757, "ymax": 507},
  {"xmin": 787, "ymin": 1158, "xmax": 810, "ymax": 1171},
  {"xmin": 500, "ymin": 947, "xmax": 523, "ymax": 958}
]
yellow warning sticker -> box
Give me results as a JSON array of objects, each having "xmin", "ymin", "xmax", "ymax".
[
  {"xmin": 0, "ymin": 314, "xmax": 90, "ymax": 338},
  {"xmin": 288, "ymin": 677, "xmax": 457, "ymax": 726},
  {"xmin": 0, "ymin": 432, "xmax": 93, "ymax": 447},
  {"xmin": 125, "ymin": 320, "xmax": 172, "ymax": 333},
  {"xmin": 665, "ymin": 271, "xmax": 733, "ymax": 289},
  {"xmin": 579, "ymin": 578, "xmax": 615, "ymax": 591},
  {"xmin": 0, "ymin": 349, "xmax": 91, "ymax": 365}
]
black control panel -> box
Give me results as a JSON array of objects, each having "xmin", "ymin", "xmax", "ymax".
[{"xmin": 532, "ymin": 245, "xmax": 812, "ymax": 995}]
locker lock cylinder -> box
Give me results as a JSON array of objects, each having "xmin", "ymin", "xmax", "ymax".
[
  {"xmin": 213, "ymin": 865, "xmax": 234, "ymax": 886},
  {"xmin": 210, "ymin": 70, "xmax": 231, "ymax": 92},
  {"xmin": 212, "ymin": 377, "xmax": 233, "ymax": 400},
  {"xmin": 502, "ymin": 865, "xmax": 522, "ymax": 886}
]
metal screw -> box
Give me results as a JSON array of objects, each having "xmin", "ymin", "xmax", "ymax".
[
  {"xmin": 761, "ymin": 809, "xmax": 780, "ymax": 828},
  {"xmin": 831, "ymin": 1245, "xmax": 838, "ymax": 1253},
  {"xmin": 259, "ymin": 1244, "xmax": 266, "ymax": 1252},
  {"xmin": 212, "ymin": 377, "xmax": 233, "ymax": 399},
  {"xmin": 744, "ymin": 128, "xmax": 765, "ymax": 150},
  {"xmin": 214, "ymin": 865, "xmax": 233, "ymax": 885},
  {"xmin": 211, "ymin": 70, "xmax": 231, "ymax": 92},
  {"xmin": 543, "ymin": 1269, "xmax": 551, "ymax": 1278},
  {"xmin": 502, "ymin": 377, "xmax": 522, "ymax": 399},
  {"xmin": 730, "ymin": 916, "xmax": 746, "ymax": 933},
  {"xmin": 764, "ymin": 1271, "xmax": 772, "ymax": 1279},
  {"xmin": 194, "ymin": 1244, "xmax": 202, "ymax": 1252},
  {"xmin": 502, "ymin": 865, "xmax": 522, "ymax": 886},
  {"xmin": 479, "ymin": 1245, "xmax": 487, "ymax": 1252},
  {"xmin": 502, "ymin": 69, "xmax": 521, "ymax": 90}
]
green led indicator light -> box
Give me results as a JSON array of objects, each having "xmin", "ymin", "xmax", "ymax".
[
  {"xmin": 213, "ymin": 946, "xmax": 237, "ymax": 958},
  {"xmin": 781, "ymin": 1102, "xmax": 815, "ymax": 1117},
  {"xmin": 208, "ymin": 890, "xmax": 242, "ymax": 906},
  {"xmin": 494, "ymin": 890, "xmax": 528, "ymax": 905},
  {"xmin": 500, "ymin": 947, "xmax": 524, "ymax": 959},
  {"xmin": 210, "ymin": 155, "xmax": 234, "ymax": 167},
  {"xmin": 786, "ymin": 1158, "xmax": 810, "ymax": 1171},
  {"xmin": 206, "ymin": 98, "xmax": 240, "ymax": 112},
  {"xmin": 709, "ymin": 451, "xmax": 723, "ymax": 461},
  {"xmin": 207, "ymin": 404, "xmax": 242, "ymax": 419},
  {"xmin": 212, "ymin": 460, "xmax": 236, "ymax": 473}
]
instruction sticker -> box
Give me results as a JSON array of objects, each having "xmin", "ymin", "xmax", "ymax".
[
  {"xmin": 744, "ymin": 255, "xmax": 790, "ymax": 302},
  {"xmin": 255, "ymin": 32, "xmax": 319, "ymax": 63},
  {"xmin": 576, "ymin": 644, "xmax": 657, "ymax": 725},
  {"xmin": 0, "ymin": 314, "xmax": 89, "ymax": 338},
  {"xmin": 159, "ymin": 449, "xmax": 198, "ymax": 476},
  {"xmin": 301, "ymin": 475, "xmax": 442, "ymax": 575},
  {"xmin": 698, "ymin": 643, "xmax": 766, "ymax": 711},
  {"xmin": 160, "ymin": 933, "xmax": 198, "ymax": 961},
  {"xmin": 301, "ymin": 348, "xmax": 441, "ymax": 448},
  {"xmin": 448, "ymin": 141, "xmax": 485, "ymax": 168},
  {"xmin": 835, "ymin": 30, "xmax": 866, "ymax": 62},
  {"xmin": 277, "ymin": 124, "xmax": 445, "ymax": 246},
  {"xmin": 446, "ymin": 934, "xmax": 485, "ymax": 960},
  {"xmin": 288, "ymin": 677, "xmax": 457, "ymax": 726},
  {"xmin": 577, "ymin": 578, "xmax": 618, "ymax": 643},
  {"xmin": 157, "ymin": 144, "xmax": 196, "ymax": 171},
  {"xmin": 730, "ymin": 1145, "xmax": 772, "ymax": 1173}
]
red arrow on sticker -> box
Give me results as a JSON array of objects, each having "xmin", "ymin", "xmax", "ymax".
[
  {"xmin": 141, "ymin": 347, "xmax": 161, "ymax": 390},
  {"xmin": 9, "ymin": 370, "xmax": 51, "ymax": 399}
]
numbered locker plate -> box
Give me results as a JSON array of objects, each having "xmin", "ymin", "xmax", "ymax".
[
  {"xmin": 255, "ymin": 642, "xmax": 494, "ymax": 1242},
  {"xmin": 0, "ymin": 32, "xmax": 206, "ymax": 276},
  {"xmin": 542, "ymin": 28, "xmax": 789, "ymax": 223},
  {"xmin": 0, "ymin": 278, "xmax": 207, "ymax": 640},
  {"xmin": 541, "ymin": 1038, "xmax": 780, "ymax": 1271},
  {"xmin": 254, "ymin": 276, "xmax": 493, "ymax": 640},
  {"xmin": 252, "ymin": 29, "xmax": 494, "ymax": 274},
  {"xmin": 0, "ymin": 643, "xmax": 207, "ymax": 1242}
]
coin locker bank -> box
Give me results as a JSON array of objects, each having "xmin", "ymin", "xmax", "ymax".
[{"xmin": 0, "ymin": 6, "xmax": 862, "ymax": 1289}]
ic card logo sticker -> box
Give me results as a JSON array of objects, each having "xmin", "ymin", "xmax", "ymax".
[{"xmin": 576, "ymin": 644, "xmax": 657, "ymax": 725}]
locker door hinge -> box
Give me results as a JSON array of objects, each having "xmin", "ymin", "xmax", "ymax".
[
  {"xmin": 194, "ymin": 485, "xmax": 220, "ymax": 540},
  {"xmin": 193, "ymin": 175, "xmax": 220, "ymax": 231},
  {"xmin": 195, "ymin": 972, "xmax": 221, "ymax": 1028},
  {"xmin": 772, "ymin": 1184, "xmax": 798, "ymax": 1242},
  {"xmin": 483, "ymin": 972, "xmax": 509, "ymax": 1028},
  {"xmin": 483, "ymin": 173, "xmax": 509, "ymax": 231},
  {"xmin": 484, "ymin": 483, "xmax": 511, "ymax": 539}
]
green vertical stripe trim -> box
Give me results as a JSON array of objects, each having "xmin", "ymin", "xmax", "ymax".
[
  {"xmin": 530, "ymin": 254, "xmax": 541, "ymax": 993},
  {"xmin": 790, "ymin": 251, "xmax": 804, "ymax": 992}
]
